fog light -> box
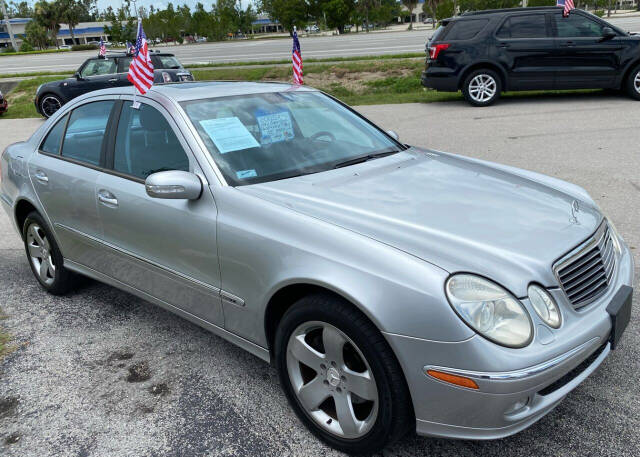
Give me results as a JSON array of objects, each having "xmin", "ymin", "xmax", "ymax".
[{"xmin": 505, "ymin": 397, "xmax": 529, "ymax": 414}]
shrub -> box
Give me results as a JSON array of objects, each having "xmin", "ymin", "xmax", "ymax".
[
  {"xmin": 2, "ymin": 46, "xmax": 16, "ymax": 54},
  {"xmin": 72, "ymin": 44, "xmax": 99, "ymax": 51},
  {"xmin": 594, "ymin": 10, "xmax": 605, "ymax": 17},
  {"xmin": 19, "ymin": 42, "xmax": 34, "ymax": 52}
]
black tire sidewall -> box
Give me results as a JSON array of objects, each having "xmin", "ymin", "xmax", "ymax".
[
  {"xmin": 275, "ymin": 295, "xmax": 409, "ymax": 454},
  {"xmin": 463, "ymin": 69, "xmax": 502, "ymax": 107},
  {"xmin": 40, "ymin": 94, "xmax": 62, "ymax": 118},
  {"xmin": 626, "ymin": 65, "xmax": 640, "ymax": 100},
  {"xmin": 22, "ymin": 212, "xmax": 69, "ymax": 294}
]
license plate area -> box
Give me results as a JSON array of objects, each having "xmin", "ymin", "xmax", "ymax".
[{"xmin": 606, "ymin": 285, "xmax": 633, "ymax": 350}]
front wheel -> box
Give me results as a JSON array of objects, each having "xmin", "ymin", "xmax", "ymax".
[
  {"xmin": 275, "ymin": 294, "xmax": 413, "ymax": 454},
  {"xmin": 462, "ymin": 69, "xmax": 502, "ymax": 107},
  {"xmin": 39, "ymin": 94, "xmax": 63, "ymax": 118},
  {"xmin": 625, "ymin": 65, "xmax": 640, "ymax": 100}
]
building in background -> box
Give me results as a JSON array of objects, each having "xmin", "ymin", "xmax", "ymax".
[
  {"xmin": 1, "ymin": 18, "xmax": 110, "ymax": 48},
  {"xmin": 251, "ymin": 14, "xmax": 282, "ymax": 34}
]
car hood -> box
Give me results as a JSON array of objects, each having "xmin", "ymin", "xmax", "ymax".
[{"xmin": 240, "ymin": 148, "xmax": 601, "ymax": 296}]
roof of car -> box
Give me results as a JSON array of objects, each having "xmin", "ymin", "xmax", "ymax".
[
  {"xmin": 459, "ymin": 6, "xmax": 563, "ymax": 17},
  {"xmin": 90, "ymin": 81, "xmax": 318, "ymax": 102}
]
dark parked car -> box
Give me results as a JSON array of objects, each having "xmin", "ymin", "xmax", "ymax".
[
  {"xmin": 35, "ymin": 52, "xmax": 195, "ymax": 117},
  {"xmin": 422, "ymin": 7, "xmax": 640, "ymax": 106},
  {"xmin": 0, "ymin": 89, "xmax": 7, "ymax": 114}
]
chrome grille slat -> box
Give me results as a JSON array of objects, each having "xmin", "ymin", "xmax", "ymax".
[{"xmin": 553, "ymin": 221, "xmax": 617, "ymax": 310}]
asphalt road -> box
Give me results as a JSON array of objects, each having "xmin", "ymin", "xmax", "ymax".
[
  {"xmin": 0, "ymin": 94, "xmax": 639, "ymax": 456},
  {"xmin": 1, "ymin": 14, "xmax": 640, "ymax": 75}
]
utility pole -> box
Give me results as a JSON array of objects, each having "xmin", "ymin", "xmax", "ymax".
[{"xmin": 1, "ymin": 0, "xmax": 18, "ymax": 51}]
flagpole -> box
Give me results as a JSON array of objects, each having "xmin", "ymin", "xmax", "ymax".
[{"xmin": 132, "ymin": 17, "xmax": 141, "ymax": 109}]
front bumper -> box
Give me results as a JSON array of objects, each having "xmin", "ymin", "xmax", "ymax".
[
  {"xmin": 0, "ymin": 99, "xmax": 7, "ymax": 113},
  {"xmin": 385, "ymin": 244, "xmax": 634, "ymax": 440}
]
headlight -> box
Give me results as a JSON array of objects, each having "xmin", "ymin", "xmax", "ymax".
[
  {"xmin": 528, "ymin": 284, "xmax": 561, "ymax": 328},
  {"xmin": 36, "ymin": 84, "xmax": 43, "ymax": 94},
  {"xmin": 607, "ymin": 218, "xmax": 623, "ymax": 255},
  {"xmin": 445, "ymin": 274, "xmax": 533, "ymax": 348}
]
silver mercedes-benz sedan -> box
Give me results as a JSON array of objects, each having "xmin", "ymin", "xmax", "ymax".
[{"xmin": 0, "ymin": 82, "xmax": 634, "ymax": 454}]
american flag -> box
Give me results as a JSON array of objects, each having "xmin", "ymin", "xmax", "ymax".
[
  {"xmin": 292, "ymin": 28, "xmax": 303, "ymax": 85},
  {"xmin": 126, "ymin": 41, "xmax": 135, "ymax": 55},
  {"xmin": 557, "ymin": 0, "xmax": 574, "ymax": 17},
  {"xmin": 99, "ymin": 38, "xmax": 106, "ymax": 57},
  {"xmin": 127, "ymin": 20, "xmax": 154, "ymax": 95}
]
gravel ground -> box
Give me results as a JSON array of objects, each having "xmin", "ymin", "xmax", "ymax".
[{"xmin": 1, "ymin": 94, "xmax": 639, "ymax": 456}]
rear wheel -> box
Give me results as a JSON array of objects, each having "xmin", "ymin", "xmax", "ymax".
[
  {"xmin": 275, "ymin": 294, "xmax": 413, "ymax": 454},
  {"xmin": 462, "ymin": 69, "xmax": 502, "ymax": 107},
  {"xmin": 40, "ymin": 94, "xmax": 63, "ymax": 118},
  {"xmin": 625, "ymin": 65, "xmax": 640, "ymax": 100},
  {"xmin": 23, "ymin": 212, "xmax": 75, "ymax": 295}
]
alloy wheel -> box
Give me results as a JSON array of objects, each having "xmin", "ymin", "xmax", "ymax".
[
  {"xmin": 286, "ymin": 321, "xmax": 379, "ymax": 439},
  {"xmin": 26, "ymin": 223, "xmax": 56, "ymax": 286},
  {"xmin": 634, "ymin": 71, "xmax": 640, "ymax": 94},
  {"xmin": 40, "ymin": 96, "xmax": 62, "ymax": 118},
  {"xmin": 468, "ymin": 74, "xmax": 497, "ymax": 103}
]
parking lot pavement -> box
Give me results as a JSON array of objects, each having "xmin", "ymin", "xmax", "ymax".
[{"xmin": 1, "ymin": 95, "xmax": 639, "ymax": 456}]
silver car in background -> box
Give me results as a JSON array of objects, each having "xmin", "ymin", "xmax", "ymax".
[{"xmin": 0, "ymin": 82, "xmax": 634, "ymax": 454}]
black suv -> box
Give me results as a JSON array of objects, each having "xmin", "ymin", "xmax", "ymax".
[
  {"xmin": 35, "ymin": 52, "xmax": 195, "ymax": 117},
  {"xmin": 422, "ymin": 7, "xmax": 640, "ymax": 106}
]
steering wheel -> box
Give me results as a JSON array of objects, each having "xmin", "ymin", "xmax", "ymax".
[{"xmin": 310, "ymin": 131, "xmax": 336, "ymax": 142}]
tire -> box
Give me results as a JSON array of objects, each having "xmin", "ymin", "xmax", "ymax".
[
  {"xmin": 624, "ymin": 64, "xmax": 640, "ymax": 101},
  {"xmin": 462, "ymin": 69, "xmax": 502, "ymax": 107},
  {"xmin": 23, "ymin": 211, "xmax": 75, "ymax": 295},
  {"xmin": 275, "ymin": 294, "xmax": 413, "ymax": 454},
  {"xmin": 39, "ymin": 94, "xmax": 63, "ymax": 118}
]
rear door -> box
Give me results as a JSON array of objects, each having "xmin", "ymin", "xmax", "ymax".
[
  {"xmin": 28, "ymin": 99, "xmax": 116, "ymax": 268},
  {"xmin": 493, "ymin": 13, "xmax": 556, "ymax": 90},
  {"xmin": 552, "ymin": 11, "xmax": 626, "ymax": 89}
]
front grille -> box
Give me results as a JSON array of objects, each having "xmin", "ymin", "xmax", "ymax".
[{"xmin": 554, "ymin": 222, "xmax": 616, "ymax": 310}]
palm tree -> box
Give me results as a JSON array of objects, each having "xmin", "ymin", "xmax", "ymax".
[
  {"xmin": 59, "ymin": 0, "xmax": 82, "ymax": 45},
  {"xmin": 402, "ymin": 0, "xmax": 418, "ymax": 30},
  {"xmin": 34, "ymin": 1, "xmax": 62, "ymax": 49}
]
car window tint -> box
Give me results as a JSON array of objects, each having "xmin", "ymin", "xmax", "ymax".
[
  {"xmin": 155, "ymin": 55, "xmax": 182, "ymax": 69},
  {"xmin": 114, "ymin": 102, "xmax": 189, "ymax": 180},
  {"xmin": 555, "ymin": 13, "xmax": 605, "ymax": 37},
  {"xmin": 445, "ymin": 19, "xmax": 489, "ymax": 40},
  {"xmin": 80, "ymin": 59, "xmax": 117, "ymax": 78},
  {"xmin": 61, "ymin": 101, "xmax": 114, "ymax": 166},
  {"xmin": 497, "ymin": 15, "xmax": 548, "ymax": 39},
  {"xmin": 40, "ymin": 114, "xmax": 68, "ymax": 154},
  {"xmin": 118, "ymin": 56, "xmax": 133, "ymax": 72}
]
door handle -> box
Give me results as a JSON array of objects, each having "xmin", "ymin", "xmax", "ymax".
[
  {"xmin": 561, "ymin": 41, "xmax": 576, "ymax": 47},
  {"xmin": 498, "ymin": 42, "xmax": 510, "ymax": 48},
  {"xmin": 108, "ymin": 78, "xmax": 118, "ymax": 83},
  {"xmin": 34, "ymin": 170, "xmax": 48, "ymax": 183},
  {"xmin": 98, "ymin": 190, "xmax": 118, "ymax": 207}
]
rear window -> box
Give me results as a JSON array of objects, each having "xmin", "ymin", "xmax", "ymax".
[
  {"xmin": 429, "ymin": 25, "xmax": 447, "ymax": 43},
  {"xmin": 155, "ymin": 55, "xmax": 182, "ymax": 69},
  {"xmin": 497, "ymin": 14, "xmax": 548, "ymax": 39},
  {"xmin": 444, "ymin": 19, "xmax": 489, "ymax": 40}
]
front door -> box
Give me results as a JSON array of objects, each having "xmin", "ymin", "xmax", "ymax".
[
  {"xmin": 68, "ymin": 58, "xmax": 119, "ymax": 99},
  {"xmin": 28, "ymin": 100, "xmax": 116, "ymax": 268},
  {"xmin": 493, "ymin": 12, "xmax": 556, "ymax": 90},
  {"xmin": 94, "ymin": 99, "xmax": 224, "ymax": 326},
  {"xmin": 553, "ymin": 11, "xmax": 626, "ymax": 89}
]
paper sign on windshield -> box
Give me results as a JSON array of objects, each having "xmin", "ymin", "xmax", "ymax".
[
  {"xmin": 199, "ymin": 117, "xmax": 260, "ymax": 154},
  {"xmin": 256, "ymin": 109, "xmax": 294, "ymax": 145}
]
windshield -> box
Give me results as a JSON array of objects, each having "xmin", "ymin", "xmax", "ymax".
[
  {"xmin": 182, "ymin": 91, "xmax": 401, "ymax": 185},
  {"xmin": 156, "ymin": 55, "xmax": 183, "ymax": 69}
]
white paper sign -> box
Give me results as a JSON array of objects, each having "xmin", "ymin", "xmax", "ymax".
[
  {"xmin": 257, "ymin": 110, "xmax": 294, "ymax": 145},
  {"xmin": 199, "ymin": 117, "xmax": 260, "ymax": 154}
]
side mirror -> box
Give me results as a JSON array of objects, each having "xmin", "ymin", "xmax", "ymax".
[
  {"xmin": 74, "ymin": 71, "xmax": 84, "ymax": 81},
  {"xmin": 145, "ymin": 170, "xmax": 202, "ymax": 200},
  {"xmin": 601, "ymin": 27, "xmax": 616, "ymax": 40},
  {"xmin": 387, "ymin": 130, "xmax": 400, "ymax": 141}
]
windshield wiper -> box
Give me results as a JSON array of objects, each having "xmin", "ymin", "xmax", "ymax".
[{"xmin": 333, "ymin": 149, "xmax": 400, "ymax": 169}]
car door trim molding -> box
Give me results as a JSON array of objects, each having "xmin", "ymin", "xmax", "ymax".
[
  {"xmin": 55, "ymin": 222, "xmax": 221, "ymax": 294},
  {"xmin": 63, "ymin": 257, "xmax": 269, "ymax": 363}
]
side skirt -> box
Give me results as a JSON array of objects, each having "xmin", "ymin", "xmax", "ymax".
[{"xmin": 64, "ymin": 258, "xmax": 271, "ymax": 364}]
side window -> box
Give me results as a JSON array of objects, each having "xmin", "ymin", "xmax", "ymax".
[
  {"xmin": 113, "ymin": 102, "xmax": 190, "ymax": 180},
  {"xmin": 498, "ymin": 15, "xmax": 548, "ymax": 39},
  {"xmin": 61, "ymin": 101, "xmax": 114, "ymax": 166},
  {"xmin": 445, "ymin": 19, "xmax": 489, "ymax": 40},
  {"xmin": 555, "ymin": 13, "xmax": 605, "ymax": 38},
  {"xmin": 40, "ymin": 114, "xmax": 68, "ymax": 154},
  {"xmin": 118, "ymin": 57, "xmax": 133, "ymax": 73},
  {"xmin": 80, "ymin": 59, "xmax": 117, "ymax": 78}
]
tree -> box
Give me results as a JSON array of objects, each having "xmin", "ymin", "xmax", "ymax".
[
  {"xmin": 9, "ymin": 1, "xmax": 34, "ymax": 17},
  {"xmin": 25, "ymin": 19, "xmax": 51, "ymax": 49},
  {"xmin": 402, "ymin": 0, "xmax": 418, "ymax": 30},
  {"xmin": 59, "ymin": 0, "xmax": 83, "ymax": 45},
  {"xmin": 324, "ymin": 0, "xmax": 355, "ymax": 33},
  {"xmin": 257, "ymin": 0, "xmax": 308, "ymax": 34},
  {"xmin": 34, "ymin": 1, "xmax": 62, "ymax": 49}
]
